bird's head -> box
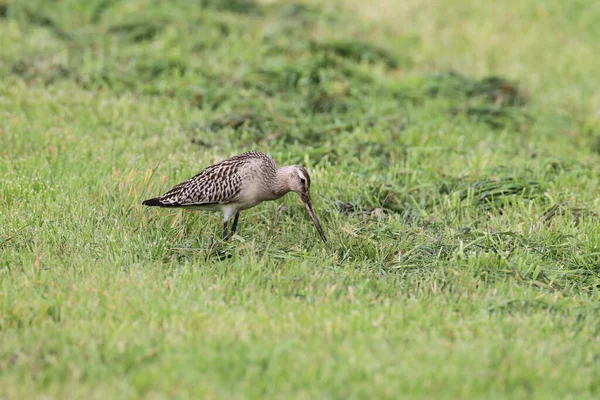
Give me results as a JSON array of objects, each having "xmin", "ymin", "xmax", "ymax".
[
  {"xmin": 286, "ymin": 165, "xmax": 327, "ymax": 243},
  {"xmin": 287, "ymin": 165, "xmax": 312, "ymax": 201}
]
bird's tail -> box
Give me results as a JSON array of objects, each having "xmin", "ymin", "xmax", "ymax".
[{"xmin": 142, "ymin": 197, "xmax": 164, "ymax": 207}]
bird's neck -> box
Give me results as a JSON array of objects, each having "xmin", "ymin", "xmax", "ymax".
[{"xmin": 271, "ymin": 166, "xmax": 293, "ymax": 198}]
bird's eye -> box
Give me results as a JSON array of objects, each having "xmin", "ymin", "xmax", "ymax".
[{"xmin": 300, "ymin": 178, "xmax": 306, "ymax": 184}]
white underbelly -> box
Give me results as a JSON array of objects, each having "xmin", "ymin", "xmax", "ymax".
[{"xmin": 182, "ymin": 204, "xmax": 222, "ymax": 211}]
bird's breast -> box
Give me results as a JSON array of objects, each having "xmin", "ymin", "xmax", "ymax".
[{"xmin": 235, "ymin": 179, "xmax": 281, "ymax": 209}]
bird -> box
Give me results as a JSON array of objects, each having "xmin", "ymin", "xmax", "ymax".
[{"xmin": 142, "ymin": 151, "xmax": 327, "ymax": 243}]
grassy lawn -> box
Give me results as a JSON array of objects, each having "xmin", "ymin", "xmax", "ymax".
[{"xmin": 1, "ymin": 0, "xmax": 599, "ymax": 398}]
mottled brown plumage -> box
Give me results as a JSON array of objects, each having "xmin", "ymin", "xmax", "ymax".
[{"xmin": 142, "ymin": 151, "xmax": 327, "ymax": 242}]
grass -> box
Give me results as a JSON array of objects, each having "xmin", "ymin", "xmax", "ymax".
[{"xmin": 1, "ymin": 0, "xmax": 599, "ymax": 398}]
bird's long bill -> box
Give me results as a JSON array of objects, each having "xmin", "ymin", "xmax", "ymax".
[{"xmin": 303, "ymin": 198, "xmax": 327, "ymax": 243}]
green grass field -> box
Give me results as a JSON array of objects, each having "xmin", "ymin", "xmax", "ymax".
[{"xmin": 1, "ymin": 0, "xmax": 599, "ymax": 398}]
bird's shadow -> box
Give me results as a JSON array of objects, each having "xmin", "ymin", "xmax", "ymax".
[
  {"xmin": 212, "ymin": 248, "xmax": 235, "ymax": 261},
  {"xmin": 168, "ymin": 236, "xmax": 237, "ymax": 261}
]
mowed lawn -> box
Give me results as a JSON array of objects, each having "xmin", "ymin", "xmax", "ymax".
[{"xmin": 1, "ymin": 0, "xmax": 599, "ymax": 398}]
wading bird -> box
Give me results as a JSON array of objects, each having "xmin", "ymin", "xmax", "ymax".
[{"xmin": 142, "ymin": 151, "xmax": 327, "ymax": 243}]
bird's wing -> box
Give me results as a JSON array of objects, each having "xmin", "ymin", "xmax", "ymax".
[{"xmin": 157, "ymin": 161, "xmax": 244, "ymax": 207}]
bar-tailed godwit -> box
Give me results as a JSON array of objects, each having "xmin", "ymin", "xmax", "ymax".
[{"xmin": 142, "ymin": 151, "xmax": 327, "ymax": 243}]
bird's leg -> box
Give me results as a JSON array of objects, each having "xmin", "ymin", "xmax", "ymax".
[
  {"xmin": 222, "ymin": 220, "xmax": 230, "ymax": 241},
  {"xmin": 222, "ymin": 208, "xmax": 238, "ymax": 242},
  {"xmin": 230, "ymin": 211, "xmax": 240, "ymax": 236}
]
